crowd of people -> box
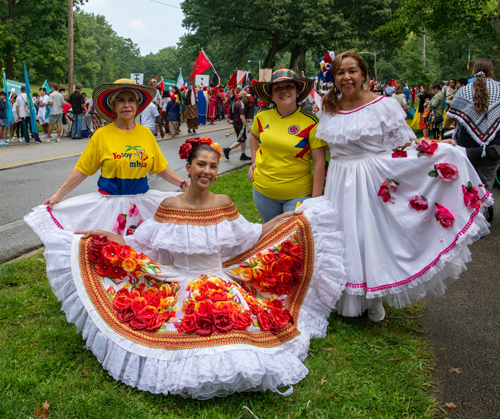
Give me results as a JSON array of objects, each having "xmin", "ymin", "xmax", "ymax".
[
  {"xmin": 20, "ymin": 51, "xmax": 498, "ymax": 400},
  {"xmin": 0, "ymin": 83, "xmax": 97, "ymax": 145}
]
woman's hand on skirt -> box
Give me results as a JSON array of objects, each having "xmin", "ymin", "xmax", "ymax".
[
  {"xmin": 74, "ymin": 229, "xmax": 126, "ymax": 245},
  {"xmin": 43, "ymin": 194, "xmax": 61, "ymax": 210}
]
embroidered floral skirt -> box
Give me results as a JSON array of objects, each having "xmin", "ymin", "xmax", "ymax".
[
  {"xmin": 25, "ymin": 197, "xmax": 347, "ymax": 399},
  {"xmin": 324, "ymin": 142, "xmax": 492, "ymax": 316}
]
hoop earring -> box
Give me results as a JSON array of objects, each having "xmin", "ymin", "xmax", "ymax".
[{"xmin": 187, "ymin": 172, "xmax": 191, "ymax": 178}]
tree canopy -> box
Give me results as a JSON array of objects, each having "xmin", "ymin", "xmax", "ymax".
[{"xmin": 1, "ymin": 0, "xmax": 499, "ymax": 88}]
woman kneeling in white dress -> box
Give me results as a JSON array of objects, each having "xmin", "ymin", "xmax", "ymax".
[{"xmin": 35, "ymin": 137, "xmax": 347, "ymax": 399}]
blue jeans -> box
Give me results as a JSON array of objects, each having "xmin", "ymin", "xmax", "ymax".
[
  {"xmin": 71, "ymin": 113, "xmax": 83, "ymax": 138},
  {"xmin": 252, "ymin": 187, "xmax": 311, "ymax": 223}
]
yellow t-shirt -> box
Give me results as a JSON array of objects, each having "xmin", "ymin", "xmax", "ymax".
[
  {"xmin": 251, "ymin": 107, "xmax": 325, "ymax": 200},
  {"xmin": 75, "ymin": 123, "xmax": 168, "ymax": 195}
]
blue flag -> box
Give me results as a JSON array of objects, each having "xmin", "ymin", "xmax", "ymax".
[
  {"xmin": 2, "ymin": 72, "xmax": 14, "ymax": 126},
  {"xmin": 42, "ymin": 80, "xmax": 52, "ymax": 93},
  {"xmin": 23, "ymin": 62, "xmax": 38, "ymax": 135}
]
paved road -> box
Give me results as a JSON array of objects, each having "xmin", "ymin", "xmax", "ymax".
[
  {"xmin": 0, "ymin": 122, "xmax": 250, "ymax": 264},
  {"xmin": 420, "ymin": 187, "xmax": 500, "ymax": 419}
]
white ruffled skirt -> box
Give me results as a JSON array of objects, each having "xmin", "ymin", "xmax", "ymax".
[
  {"xmin": 324, "ymin": 143, "xmax": 492, "ymax": 316},
  {"xmin": 25, "ymin": 197, "xmax": 346, "ymax": 399},
  {"xmin": 24, "ymin": 189, "xmax": 178, "ymax": 237}
]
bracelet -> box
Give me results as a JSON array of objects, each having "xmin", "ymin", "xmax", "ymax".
[{"xmin": 180, "ymin": 180, "xmax": 188, "ymax": 189}]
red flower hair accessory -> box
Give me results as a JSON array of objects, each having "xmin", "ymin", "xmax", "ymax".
[{"xmin": 179, "ymin": 137, "xmax": 223, "ymax": 161}]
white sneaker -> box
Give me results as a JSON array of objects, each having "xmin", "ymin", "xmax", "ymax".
[
  {"xmin": 368, "ymin": 299, "xmax": 386, "ymax": 322},
  {"xmin": 18, "ymin": 138, "xmax": 25, "ymax": 143},
  {"xmin": 55, "ymin": 138, "xmax": 60, "ymax": 142},
  {"xmin": 0, "ymin": 140, "xmax": 8, "ymax": 146}
]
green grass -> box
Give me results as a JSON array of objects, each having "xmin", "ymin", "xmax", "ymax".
[{"xmin": 0, "ymin": 167, "xmax": 440, "ymax": 418}]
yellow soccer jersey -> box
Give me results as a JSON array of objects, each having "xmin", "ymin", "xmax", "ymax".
[
  {"xmin": 75, "ymin": 123, "xmax": 168, "ymax": 195},
  {"xmin": 251, "ymin": 107, "xmax": 325, "ymax": 200}
]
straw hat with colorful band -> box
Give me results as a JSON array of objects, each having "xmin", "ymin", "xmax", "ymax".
[
  {"xmin": 253, "ymin": 69, "xmax": 315, "ymax": 104},
  {"xmin": 92, "ymin": 78, "xmax": 158, "ymax": 123}
]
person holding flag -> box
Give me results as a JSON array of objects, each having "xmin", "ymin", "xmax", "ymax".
[
  {"xmin": 22, "ymin": 62, "xmax": 42, "ymax": 143},
  {"xmin": 0, "ymin": 90, "xmax": 8, "ymax": 145},
  {"xmin": 36, "ymin": 88, "xmax": 50, "ymax": 139},
  {"xmin": 1, "ymin": 72, "xmax": 14, "ymax": 145}
]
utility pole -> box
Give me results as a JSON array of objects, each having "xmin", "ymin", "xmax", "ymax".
[
  {"xmin": 422, "ymin": 33, "xmax": 426, "ymax": 67},
  {"xmin": 68, "ymin": 0, "xmax": 74, "ymax": 94}
]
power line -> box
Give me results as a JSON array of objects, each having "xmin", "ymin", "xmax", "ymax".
[{"xmin": 147, "ymin": 0, "xmax": 182, "ymax": 10}]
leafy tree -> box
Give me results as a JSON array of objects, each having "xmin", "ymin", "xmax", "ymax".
[
  {"xmin": 1, "ymin": 0, "xmax": 86, "ymax": 81},
  {"xmin": 74, "ymin": 12, "xmax": 142, "ymax": 87}
]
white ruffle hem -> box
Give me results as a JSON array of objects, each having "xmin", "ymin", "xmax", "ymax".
[{"xmin": 30, "ymin": 197, "xmax": 346, "ymax": 399}]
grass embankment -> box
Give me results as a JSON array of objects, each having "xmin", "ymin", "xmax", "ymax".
[{"xmin": 0, "ymin": 167, "xmax": 440, "ymax": 418}]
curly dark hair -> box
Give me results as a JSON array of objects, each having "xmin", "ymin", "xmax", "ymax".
[{"xmin": 472, "ymin": 58, "xmax": 494, "ymax": 113}]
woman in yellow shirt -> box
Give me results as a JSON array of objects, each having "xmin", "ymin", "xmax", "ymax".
[
  {"xmin": 250, "ymin": 70, "xmax": 326, "ymax": 222},
  {"xmin": 25, "ymin": 79, "xmax": 188, "ymax": 238}
]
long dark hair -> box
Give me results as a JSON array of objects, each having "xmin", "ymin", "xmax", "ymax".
[
  {"xmin": 472, "ymin": 58, "xmax": 494, "ymax": 113},
  {"xmin": 185, "ymin": 88, "xmax": 193, "ymax": 106}
]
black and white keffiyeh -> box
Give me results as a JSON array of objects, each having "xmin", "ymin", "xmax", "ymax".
[{"xmin": 448, "ymin": 78, "xmax": 500, "ymax": 156}]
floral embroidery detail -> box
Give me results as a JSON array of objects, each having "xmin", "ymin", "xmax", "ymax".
[
  {"xmin": 86, "ymin": 235, "xmax": 180, "ymax": 330},
  {"xmin": 416, "ymin": 140, "xmax": 438, "ymax": 157},
  {"xmin": 408, "ymin": 195, "xmax": 429, "ymax": 212},
  {"xmin": 112, "ymin": 284, "xmax": 179, "ymax": 331},
  {"xmin": 428, "ymin": 163, "xmax": 459, "ymax": 182},
  {"xmin": 126, "ymin": 218, "xmax": 145, "ymax": 236},
  {"xmin": 378, "ymin": 178, "xmax": 399, "ymax": 204},
  {"xmin": 128, "ymin": 204, "xmax": 139, "ymax": 217},
  {"xmin": 391, "ymin": 146, "xmax": 408, "ymax": 158},
  {"xmin": 231, "ymin": 234, "xmax": 303, "ymax": 295},
  {"xmin": 175, "ymin": 275, "xmax": 275, "ymax": 336},
  {"xmin": 434, "ymin": 203, "xmax": 455, "ymax": 228},
  {"xmin": 113, "ymin": 213, "xmax": 127, "ymax": 235},
  {"xmin": 241, "ymin": 292, "xmax": 292, "ymax": 334},
  {"xmin": 462, "ymin": 182, "xmax": 482, "ymax": 210}
]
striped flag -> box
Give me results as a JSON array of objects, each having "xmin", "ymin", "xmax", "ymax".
[
  {"xmin": 177, "ymin": 70, "xmax": 184, "ymax": 89},
  {"xmin": 2, "ymin": 72, "xmax": 14, "ymax": 125},
  {"xmin": 23, "ymin": 62, "xmax": 38, "ymax": 135}
]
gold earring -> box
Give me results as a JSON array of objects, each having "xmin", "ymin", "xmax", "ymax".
[
  {"xmin": 188, "ymin": 172, "xmax": 191, "ymax": 178},
  {"xmin": 214, "ymin": 177, "xmax": 217, "ymax": 182}
]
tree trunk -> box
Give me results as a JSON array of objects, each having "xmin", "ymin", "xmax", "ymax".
[
  {"xmin": 298, "ymin": 49, "xmax": 307, "ymax": 76},
  {"xmin": 262, "ymin": 30, "xmax": 281, "ymax": 69},
  {"xmin": 68, "ymin": 0, "xmax": 74, "ymax": 94},
  {"xmin": 289, "ymin": 46, "xmax": 301, "ymax": 72}
]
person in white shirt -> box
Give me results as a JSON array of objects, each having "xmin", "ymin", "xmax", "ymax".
[
  {"xmin": 15, "ymin": 86, "xmax": 41, "ymax": 143},
  {"xmin": 37, "ymin": 88, "xmax": 50, "ymax": 139},
  {"xmin": 140, "ymin": 101, "xmax": 164, "ymax": 138},
  {"xmin": 47, "ymin": 84, "xmax": 65, "ymax": 142}
]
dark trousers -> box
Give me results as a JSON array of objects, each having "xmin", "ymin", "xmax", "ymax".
[
  {"xmin": 466, "ymin": 145, "xmax": 500, "ymax": 191},
  {"xmin": 21, "ymin": 117, "xmax": 39, "ymax": 142}
]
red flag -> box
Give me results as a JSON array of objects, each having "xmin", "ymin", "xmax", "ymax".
[
  {"xmin": 189, "ymin": 50, "xmax": 212, "ymax": 81},
  {"xmin": 228, "ymin": 70, "xmax": 237, "ymax": 89},
  {"xmin": 279, "ymin": 64, "xmax": 284, "ymax": 69},
  {"xmin": 158, "ymin": 79, "xmax": 165, "ymax": 92}
]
